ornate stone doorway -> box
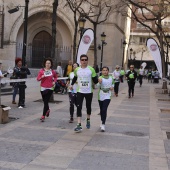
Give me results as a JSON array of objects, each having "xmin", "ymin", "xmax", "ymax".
[{"xmin": 32, "ymin": 31, "xmax": 52, "ymax": 68}]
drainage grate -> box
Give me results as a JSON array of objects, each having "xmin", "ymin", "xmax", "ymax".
[
  {"xmin": 124, "ymin": 131, "xmax": 145, "ymax": 137},
  {"xmin": 158, "ymin": 99, "xmax": 170, "ymax": 101},
  {"xmin": 34, "ymin": 99, "xmax": 63, "ymax": 104},
  {"xmin": 160, "ymin": 109, "xmax": 170, "ymax": 113},
  {"xmin": 166, "ymin": 132, "xmax": 170, "ymax": 139}
]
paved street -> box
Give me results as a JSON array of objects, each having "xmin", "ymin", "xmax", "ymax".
[{"xmin": 0, "ymin": 79, "xmax": 170, "ymax": 170}]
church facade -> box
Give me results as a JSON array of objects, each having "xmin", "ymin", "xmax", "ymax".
[{"xmin": 0, "ymin": 0, "xmax": 130, "ymax": 71}]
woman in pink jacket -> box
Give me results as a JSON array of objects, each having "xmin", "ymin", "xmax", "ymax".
[{"xmin": 37, "ymin": 58, "xmax": 57, "ymax": 122}]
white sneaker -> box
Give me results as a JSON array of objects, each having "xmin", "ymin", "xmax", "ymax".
[
  {"xmin": 101, "ymin": 124, "xmax": 105, "ymax": 132},
  {"xmin": 18, "ymin": 106, "xmax": 23, "ymax": 109}
]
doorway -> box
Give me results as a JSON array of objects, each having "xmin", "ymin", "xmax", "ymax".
[{"xmin": 32, "ymin": 31, "xmax": 52, "ymax": 68}]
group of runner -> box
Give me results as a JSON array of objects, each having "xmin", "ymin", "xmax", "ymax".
[{"xmin": 37, "ymin": 54, "xmax": 139, "ymax": 133}]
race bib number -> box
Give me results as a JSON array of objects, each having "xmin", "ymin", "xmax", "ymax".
[
  {"xmin": 44, "ymin": 70, "xmax": 52, "ymax": 77},
  {"xmin": 80, "ymin": 81, "xmax": 90, "ymax": 88}
]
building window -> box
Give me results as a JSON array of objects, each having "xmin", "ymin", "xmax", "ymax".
[
  {"xmin": 139, "ymin": 37, "xmax": 146, "ymax": 44},
  {"xmin": 138, "ymin": 6, "xmax": 153, "ymax": 14},
  {"xmin": 137, "ymin": 22, "xmax": 152, "ymax": 29}
]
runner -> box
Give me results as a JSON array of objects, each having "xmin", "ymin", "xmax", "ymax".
[
  {"xmin": 98, "ymin": 66, "xmax": 114, "ymax": 132},
  {"xmin": 70, "ymin": 54, "xmax": 98, "ymax": 132},
  {"xmin": 66, "ymin": 63, "xmax": 79, "ymax": 123},
  {"xmin": 37, "ymin": 58, "xmax": 57, "ymax": 122},
  {"xmin": 138, "ymin": 65, "xmax": 144, "ymax": 87},
  {"xmin": 126, "ymin": 65, "xmax": 137, "ymax": 98},
  {"xmin": 113, "ymin": 65, "xmax": 120, "ymax": 97}
]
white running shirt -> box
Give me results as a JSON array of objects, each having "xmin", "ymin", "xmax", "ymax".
[{"xmin": 74, "ymin": 66, "xmax": 96, "ymax": 93}]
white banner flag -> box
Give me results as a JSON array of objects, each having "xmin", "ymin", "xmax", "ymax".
[
  {"xmin": 146, "ymin": 38, "xmax": 162, "ymax": 78},
  {"xmin": 76, "ymin": 28, "xmax": 94, "ymax": 64}
]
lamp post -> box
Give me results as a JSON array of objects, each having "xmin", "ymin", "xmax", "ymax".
[
  {"xmin": 78, "ymin": 17, "xmax": 86, "ymax": 38},
  {"xmin": 129, "ymin": 48, "xmax": 133, "ymax": 67},
  {"xmin": 122, "ymin": 40, "xmax": 127, "ymax": 67},
  {"xmin": 8, "ymin": 0, "xmax": 29, "ymax": 66},
  {"xmin": 100, "ymin": 32, "xmax": 106, "ymax": 74},
  {"xmin": 165, "ymin": 34, "xmax": 170, "ymax": 76}
]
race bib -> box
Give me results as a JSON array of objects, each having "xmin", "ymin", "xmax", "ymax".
[
  {"xmin": 44, "ymin": 70, "xmax": 52, "ymax": 77},
  {"xmin": 80, "ymin": 81, "xmax": 90, "ymax": 88}
]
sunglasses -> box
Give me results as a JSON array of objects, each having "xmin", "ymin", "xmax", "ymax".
[
  {"xmin": 81, "ymin": 59, "xmax": 88, "ymax": 61},
  {"xmin": 130, "ymin": 67, "xmax": 134, "ymax": 68}
]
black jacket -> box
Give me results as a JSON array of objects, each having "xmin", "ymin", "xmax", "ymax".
[{"xmin": 126, "ymin": 70, "xmax": 137, "ymax": 82}]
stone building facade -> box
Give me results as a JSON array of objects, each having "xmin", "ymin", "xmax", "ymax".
[{"xmin": 0, "ymin": 0, "xmax": 130, "ymax": 72}]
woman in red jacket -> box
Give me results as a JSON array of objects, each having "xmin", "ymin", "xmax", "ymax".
[{"xmin": 37, "ymin": 58, "xmax": 57, "ymax": 121}]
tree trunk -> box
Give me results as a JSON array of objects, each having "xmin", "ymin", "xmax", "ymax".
[
  {"xmin": 51, "ymin": 0, "xmax": 58, "ymax": 63},
  {"xmin": 50, "ymin": 0, "xmax": 58, "ymax": 102},
  {"xmin": 93, "ymin": 23, "xmax": 97, "ymax": 67},
  {"xmin": 158, "ymin": 16, "xmax": 166, "ymax": 77},
  {"xmin": 73, "ymin": 11, "xmax": 78, "ymax": 63}
]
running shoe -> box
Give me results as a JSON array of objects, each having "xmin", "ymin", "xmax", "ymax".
[
  {"xmin": 69, "ymin": 117, "xmax": 74, "ymax": 123},
  {"xmin": 40, "ymin": 116, "xmax": 45, "ymax": 122},
  {"xmin": 46, "ymin": 109, "xmax": 50, "ymax": 117},
  {"xmin": 86, "ymin": 119, "xmax": 90, "ymax": 129},
  {"xmin": 74, "ymin": 124, "xmax": 82, "ymax": 132},
  {"xmin": 101, "ymin": 124, "xmax": 105, "ymax": 132}
]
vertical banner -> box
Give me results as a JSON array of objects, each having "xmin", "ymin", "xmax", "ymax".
[
  {"xmin": 76, "ymin": 28, "xmax": 94, "ymax": 64},
  {"xmin": 146, "ymin": 38, "xmax": 162, "ymax": 78}
]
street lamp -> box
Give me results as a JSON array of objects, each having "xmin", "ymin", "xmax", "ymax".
[
  {"xmin": 130, "ymin": 48, "xmax": 133, "ymax": 60},
  {"xmin": 122, "ymin": 40, "xmax": 127, "ymax": 67},
  {"xmin": 100, "ymin": 32, "xmax": 107, "ymax": 75},
  {"xmin": 78, "ymin": 17, "xmax": 86, "ymax": 38},
  {"xmin": 8, "ymin": 0, "xmax": 29, "ymax": 66}
]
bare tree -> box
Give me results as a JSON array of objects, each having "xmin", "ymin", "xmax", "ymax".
[
  {"xmin": 64, "ymin": 0, "xmax": 84, "ymax": 62},
  {"xmin": 78, "ymin": 0, "xmax": 112, "ymax": 67},
  {"xmin": 120, "ymin": 0, "xmax": 170, "ymax": 77}
]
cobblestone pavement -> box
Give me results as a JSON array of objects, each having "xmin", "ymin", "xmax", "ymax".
[{"xmin": 0, "ymin": 79, "xmax": 170, "ymax": 170}]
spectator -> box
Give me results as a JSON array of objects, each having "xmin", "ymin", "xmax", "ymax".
[
  {"xmin": 56, "ymin": 62, "xmax": 63, "ymax": 77},
  {"xmin": 63, "ymin": 60, "xmax": 73, "ymax": 77}
]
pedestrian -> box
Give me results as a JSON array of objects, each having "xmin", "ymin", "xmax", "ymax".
[
  {"xmin": 147, "ymin": 69, "xmax": 152, "ymax": 83},
  {"xmin": 154, "ymin": 70, "xmax": 160, "ymax": 83},
  {"xmin": 113, "ymin": 65, "xmax": 120, "ymax": 97},
  {"xmin": 13, "ymin": 58, "xmax": 30, "ymax": 108},
  {"xmin": 70, "ymin": 54, "xmax": 98, "ymax": 132},
  {"xmin": 56, "ymin": 62, "xmax": 63, "ymax": 77},
  {"xmin": 126, "ymin": 65, "xmax": 137, "ymax": 98},
  {"xmin": 37, "ymin": 58, "xmax": 58, "ymax": 122},
  {"xmin": 66, "ymin": 63, "xmax": 79, "ymax": 123},
  {"xmin": 138, "ymin": 65, "xmax": 144, "ymax": 87},
  {"xmin": 63, "ymin": 60, "xmax": 73, "ymax": 77},
  {"xmin": 98, "ymin": 66, "xmax": 114, "ymax": 132},
  {"xmin": 120, "ymin": 67, "xmax": 125, "ymax": 83}
]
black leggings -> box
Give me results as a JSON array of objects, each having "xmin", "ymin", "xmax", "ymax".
[
  {"xmin": 41, "ymin": 89, "xmax": 53, "ymax": 116},
  {"xmin": 98, "ymin": 99, "xmax": 110, "ymax": 125},
  {"xmin": 76, "ymin": 92, "xmax": 93, "ymax": 117},
  {"xmin": 138, "ymin": 75, "xmax": 143, "ymax": 85},
  {"xmin": 69, "ymin": 92, "xmax": 77, "ymax": 118},
  {"xmin": 114, "ymin": 82, "xmax": 120, "ymax": 94},
  {"xmin": 128, "ymin": 81, "xmax": 135, "ymax": 96}
]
